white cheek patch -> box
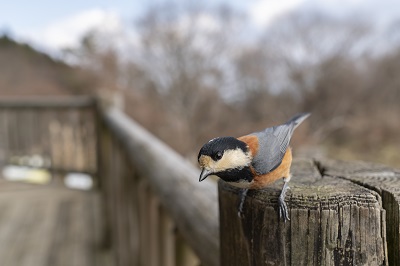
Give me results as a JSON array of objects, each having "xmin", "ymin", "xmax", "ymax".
[{"xmin": 214, "ymin": 148, "xmax": 251, "ymax": 171}]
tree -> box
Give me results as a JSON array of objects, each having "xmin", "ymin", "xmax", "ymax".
[{"xmin": 128, "ymin": 3, "xmax": 246, "ymax": 155}]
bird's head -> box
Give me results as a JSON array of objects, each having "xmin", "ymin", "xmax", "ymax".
[{"xmin": 198, "ymin": 137, "xmax": 251, "ymax": 182}]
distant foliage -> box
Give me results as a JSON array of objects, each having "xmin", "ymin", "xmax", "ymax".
[{"xmin": 12, "ymin": 3, "xmax": 400, "ymax": 167}]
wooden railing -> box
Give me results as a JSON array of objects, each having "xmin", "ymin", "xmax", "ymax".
[
  {"xmin": 1, "ymin": 97, "xmax": 399, "ymax": 266},
  {"xmin": 219, "ymin": 158, "xmax": 390, "ymax": 265},
  {"xmin": 98, "ymin": 106, "xmax": 400, "ymax": 266},
  {"xmin": 98, "ymin": 107, "xmax": 219, "ymax": 266},
  {"xmin": 0, "ymin": 97, "xmax": 97, "ymax": 176}
]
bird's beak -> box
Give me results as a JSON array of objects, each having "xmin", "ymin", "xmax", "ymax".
[{"xmin": 199, "ymin": 168, "xmax": 212, "ymax": 182}]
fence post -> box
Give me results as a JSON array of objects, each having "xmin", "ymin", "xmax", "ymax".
[
  {"xmin": 218, "ymin": 158, "xmax": 388, "ymax": 265},
  {"xmin": 318, "ymin": 158, "xmax": 400, "ymax": 266}
]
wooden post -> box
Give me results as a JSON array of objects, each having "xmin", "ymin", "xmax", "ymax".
[
  {"xmin": 318, "ymin": 159, "xmax": 399, "ymax": 266},
  {"xmin": 219, "ymin": 158, "xmax": 388, "ymax": 265},
  {"xmin": 159, "ymin": 208, "xmax": 176, "ymax": 266},
  {"xmin": 175, "ymin": 233, "xmax": 200, "ymax": 266}
]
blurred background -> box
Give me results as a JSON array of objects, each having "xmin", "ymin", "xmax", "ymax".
[{"xmin": 1, "ymin": 0, "xmax": 400, "ymax": 167}]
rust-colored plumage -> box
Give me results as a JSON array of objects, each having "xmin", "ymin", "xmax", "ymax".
[
  {"xmin": 237, "ymin": 134, "xmax": 292, "ymax": 189},
  {"xmin": 251, "ymin": 148, "xmax": 292, "ymax": 189},
  {"xmin": 237, "ymin": 135, "xmax": 259, "ymax": 156},
  {"xmin": 198, "ymin": 113, "xmax": 310, "ymax": 222}
]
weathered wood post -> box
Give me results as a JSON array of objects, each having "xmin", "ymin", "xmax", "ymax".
[
  {"xmin": 318, "ymin": 159, "xmax": 400, "ymax": 266},
  {"xmin": 219, "ymin": 158, "xmax": 388, "ymax": 265}
]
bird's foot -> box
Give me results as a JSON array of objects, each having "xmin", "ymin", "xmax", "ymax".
[
  {"xmin": 278, "ymin": 182, "xmax": 290, "ymax": 222},
  {"xmin": 278, "ymin": 195, "xmax": 290, "ymax": 222}
]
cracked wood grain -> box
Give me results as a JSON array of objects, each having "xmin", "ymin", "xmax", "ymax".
[
  {"xmin": 318, "ymin": 158, "xmax": 400, "ymax": 266},
  {"xmin": 219, "ymin": 158, "xmax": 387, "ymax": 266}
]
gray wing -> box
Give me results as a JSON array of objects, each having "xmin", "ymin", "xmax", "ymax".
[{"xmin": 251, "ymin": 113, "xmax": 310, "ymax": 175}]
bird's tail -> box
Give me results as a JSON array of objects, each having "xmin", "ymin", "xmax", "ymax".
[{"xmin": 286, "ymin": 113, "xmax": 310, "ymax": 129}]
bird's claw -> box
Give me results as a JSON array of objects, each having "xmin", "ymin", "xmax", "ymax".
[
  {"xmin": 278, "ymin": 182, "xmax": 290, "ymax": 222},
  {"xmin": 278, "ymin": 196, "xmax": 290, "ymax": 222},
  {"xmin": 237, "ymin": 201, "xmax": 244, "ymax": 218}
]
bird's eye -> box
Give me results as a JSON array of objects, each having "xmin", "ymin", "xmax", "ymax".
[{"xmin": 214, "ymin": 151, "xmax": 223, "ymax": 161}]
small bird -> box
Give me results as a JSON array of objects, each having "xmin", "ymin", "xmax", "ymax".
[{"xmin": 198, "ymin": 113, "xmax": 310, "ymax": 221}]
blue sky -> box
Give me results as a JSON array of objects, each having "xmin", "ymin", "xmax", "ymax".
[
  {"xmin": 0, "ymin": 0, "xmax": 245, "ymax": 33},
  {"xmin": 1, "ymin": 0, "xmax": 400, "ymax": 54},
  {"xmin": 0, "ymin": 0, "xmax": 140, "ymax": 30}
]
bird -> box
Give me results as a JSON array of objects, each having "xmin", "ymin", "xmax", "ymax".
[{"xmin": 197, "ymin": 113, "xmax": 310, "ymax": 222}]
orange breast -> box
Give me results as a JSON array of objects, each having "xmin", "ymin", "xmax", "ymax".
[{"xmin": 250, "ymin": 147, "xmax": 292, "ymax": 189}]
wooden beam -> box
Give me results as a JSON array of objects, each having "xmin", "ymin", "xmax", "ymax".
[
  {"xmin": 101, "ymin": 108, "xmax": 219, "ymax": 266},
  {"xmin": 0, "ymin": 96, "xmax": 95, "ymax": 108}
]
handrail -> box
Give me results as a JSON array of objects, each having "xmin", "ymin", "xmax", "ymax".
[
  {"xmin": 100, "ymin": 107, "xmax": 220, "ymax": 266},
  {"xmin": 0, "ymin": 96, "xmax": 95, "ymax": 108},
  {"xmin": 0, "ymin": 96, "xmax": 397, "ymax": 265}
]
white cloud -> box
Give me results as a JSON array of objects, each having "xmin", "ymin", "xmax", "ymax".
[
  {"xmin": 19, "ymin": 8, "xmax": 124, "ymax": 53},
  {"xmin": 248, "ymin": 0, "xmax": 305, "ymax": 28}
]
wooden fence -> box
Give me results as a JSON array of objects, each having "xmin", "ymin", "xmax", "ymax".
[
  {"xmin": 98, "ymin": 107, "xmax": 219, "ymax": 266},
  {"xmin": 99, "ymin": 106, "xmax": 399, "ymax": 266},
  {"xmin": 1, "ymin": 97, "xmax": 399, "ymax": 265},
  {"xmin": 0, "ymin": 97, "xmax": 97, "ymax": 175}
]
